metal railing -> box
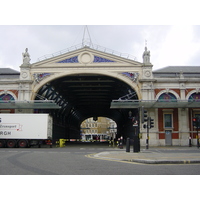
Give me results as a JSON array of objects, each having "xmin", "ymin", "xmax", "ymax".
[{"xmin": 37, "ymin": 43, "xmax": 137, "ymax": 62}]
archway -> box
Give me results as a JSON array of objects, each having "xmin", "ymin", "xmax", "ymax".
[
  {"xmin": 34, "ymin": 73, "xmax": 139, "ymax": 140},
  {"xmin": 80, "ymin": 117, "xmax": 117, "ymax": 142}
]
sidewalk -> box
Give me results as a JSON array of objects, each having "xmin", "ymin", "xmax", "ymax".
[{"xmin": 90, "ymin": 146, "xmax": 200, "ymax": 164}]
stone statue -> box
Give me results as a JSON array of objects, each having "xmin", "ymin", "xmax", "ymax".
[
  {"xmin": 142, "ymin": 46, "xmax": 150, "ymax": 64},
  {"xmin": 22, "ymin": 48, "xmax": 31, "ymax": 65}
]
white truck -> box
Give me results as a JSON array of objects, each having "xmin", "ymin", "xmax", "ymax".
[{"xmin": 0, "ymin": 114, "xmax": 53, "ymax": 148}]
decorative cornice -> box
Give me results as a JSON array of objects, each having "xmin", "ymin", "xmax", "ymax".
[{"xmin": 139, "ymin": 79, "xmax": 156, "ymax": 82}]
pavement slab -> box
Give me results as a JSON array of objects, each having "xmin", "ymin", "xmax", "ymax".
[{"xmin": 89, "ymin": 147, "xmax": 200, "ymax": 164}]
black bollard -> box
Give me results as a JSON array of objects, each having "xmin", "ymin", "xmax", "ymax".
[
  {"xmin": 133, "ymin": 135, "xmax": 140, "ymax": 152},
  {"xmin": 126, "ymin": 138, "xmax": 130, "ymax": 152},
  {"xmin": 189, "ymin": 137, "xmax": 192, "ymax": 147}
]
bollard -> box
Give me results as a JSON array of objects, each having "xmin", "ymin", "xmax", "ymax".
[
  {"xmin": 126, "ymin": 138, "xmax": 130, "ymax": 152},
  {"xmin": 133, "ymin": 135, "xmax": 140, "ymax": 152},
  {"xmin": 189, "ymin": 137, "xmax": 192, "ymax": 147},
  {"xmin": 146, "ymin": 138, "xmax": 149, "ymax": 149}
]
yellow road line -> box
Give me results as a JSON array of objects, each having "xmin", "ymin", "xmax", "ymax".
[{"xmin": 85, "ymin": 153, "xmax": 200, "ymax": 165}]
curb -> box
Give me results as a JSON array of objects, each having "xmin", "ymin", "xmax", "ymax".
[
  {"xmin": 87, "ymin": 151, "xmax": 200, "ymax": 164},
  {"xmin": 125, "ymin": 159, "xmax": 200, "ymax": 164}
]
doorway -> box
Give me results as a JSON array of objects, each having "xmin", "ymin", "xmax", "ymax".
[{"xmin": 165, "ymin": 130, "xmax": 172, "ymax": 145}]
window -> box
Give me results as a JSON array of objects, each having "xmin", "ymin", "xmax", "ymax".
[
  {"xmin": 158, "ymin": 93, "xmax": 177, "ymax": 102},
  {"xmin": 0, "ymin": 94, "xmax": 15, "ymax": 101},
  {"xmin": 189, "ymin": 93, "xmax": 200, "ymax": 102},
  {"xmin": 164, "ymin": 114, "xmax": 172, "ymax": 128}
]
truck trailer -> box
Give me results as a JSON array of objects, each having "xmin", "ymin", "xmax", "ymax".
[{"xmin": 0, "ymin": 114, "xmax": 53, "ymax": 148}]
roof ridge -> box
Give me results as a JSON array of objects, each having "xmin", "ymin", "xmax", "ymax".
[{"xmin": 37, "ymin": 43, "xmax": 137, "ymax": 62}]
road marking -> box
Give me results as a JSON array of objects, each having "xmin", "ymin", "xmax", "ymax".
[
  {"xmin": 85, "ymin": 153, "xmax": 200, "ymax": 166},
  {"xmin": 85, "ymin": 153, "xmax": 146, "ymax": 165}
]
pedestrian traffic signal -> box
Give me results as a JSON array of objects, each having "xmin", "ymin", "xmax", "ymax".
[{"xmin": 141, "ymin": 106, "xmax": 148, "ymax": 123}]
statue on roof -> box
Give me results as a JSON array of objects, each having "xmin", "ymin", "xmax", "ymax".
[
  {"xmin": 142, "ymin": 46, "xmax": 150, "ymax": 64},
  {"xmin": 22, "ymin": 48, "xmax": 31, "ymax": 65}
]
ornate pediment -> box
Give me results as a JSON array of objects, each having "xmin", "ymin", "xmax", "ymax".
[{"xmin": 32, "ymin": 46, "xmax": 143, "ymax": 67}]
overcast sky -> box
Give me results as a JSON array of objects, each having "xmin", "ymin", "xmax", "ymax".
[
  {"xmin": 0, "ymin": 0, "xmax": 199, "ymax": 195},
  {"xmin": 1, "ymin": 25, "xmax": 200, "ymax": 72},
  {"xmin": 1, "ymin": 1, "xmax": 200, "ymax": 72}
]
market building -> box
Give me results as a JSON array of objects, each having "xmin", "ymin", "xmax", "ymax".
[{"xmin": 0, "ymin": 43, "xmax": 200, "ymax": 146}]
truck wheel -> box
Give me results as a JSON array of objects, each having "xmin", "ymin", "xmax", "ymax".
[
  {"xmin": 18, "ymin": 140, "xmax": 28, "ymax": 148},
  {"xmin": 0, "ymin": 140, "xmax": 5, "ymax": 148},
  {"xmin": 7, "ymin": 140, "xmax": 16, "ymax": 148}
]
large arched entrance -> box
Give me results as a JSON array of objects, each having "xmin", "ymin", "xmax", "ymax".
[{"xmin": 34, "ymin": 73, "xmax": 139, "ymax": 140}]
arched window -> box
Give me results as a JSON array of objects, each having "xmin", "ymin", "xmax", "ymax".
[
  {"xmin": 157, "ymin": 93, "xmax": 177, "ymax": 102},
  {"xmin": 188, "ymin": 93, "xmax": 200, "ymax": 102},
  {"xmin": 0, "ymin": 94, "xmax": 15, "ymax": 101}
]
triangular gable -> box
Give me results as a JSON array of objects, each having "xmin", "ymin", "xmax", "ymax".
[{"xmin": 33, "ymin": 46, "xmax": 143, "ymax": 66}]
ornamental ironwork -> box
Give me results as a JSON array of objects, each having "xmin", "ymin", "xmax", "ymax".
[
  {"xmin": 93, "ymin": 56, "xmax": 115, "ymax": 63},
  {"xmin": 33, "ymin": 73, "xmax": 51, "ymax": 83},
  {"xmin": 121, "ymin": 72, "xmax": 139, "ymax": 82},
  {"xmin": 57, "ymin": 56, "xmax": 78, "ymax": 63}
]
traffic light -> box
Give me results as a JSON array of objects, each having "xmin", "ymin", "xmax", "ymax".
[
  {"xmin": 193, "ymin": 117, "xmax": 200, "ymax": 128},
  {"xmin": 197, "ymin": 118, "xmax": 200, "ymax": 128},
  {"xmin": 149, "ymin": 117, "xmax": 154, "ymax": 128},
  {"xmin": 192, "ymin": 117, "xmax": 197, "ymax": 127},
  {"xmin": 141, "ymin": 106, "xmax": 148, "ymax": 123}
]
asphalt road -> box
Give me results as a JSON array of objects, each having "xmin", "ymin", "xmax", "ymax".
[{"xmin": 1, "ymin": 143, "xmax": 200, "ymax": 175}]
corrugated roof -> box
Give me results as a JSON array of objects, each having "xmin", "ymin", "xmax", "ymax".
[
  {"xmin": 153, "ymin": 66, "xmax": 200, "ymax": 78},
  {"xmin": 153, "ymin": 66, "xmax": 200, "ymax": 73},
  {"xmin": 0, "ymin": 68, "xmax": 20, "ymax": 75}
]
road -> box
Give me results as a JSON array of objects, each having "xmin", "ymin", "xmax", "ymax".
[{"xmin": 1, "ymin": 143, "xmax": 200, "ymax": 175}]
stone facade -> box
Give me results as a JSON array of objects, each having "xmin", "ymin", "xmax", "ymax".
[
  {"xmin": 1, "ymin": 45, "xmax": 200, "ymax": 146},
  {"xmin": 80, "ymin": 117, "xmax": 117, "ymax": 141}
]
